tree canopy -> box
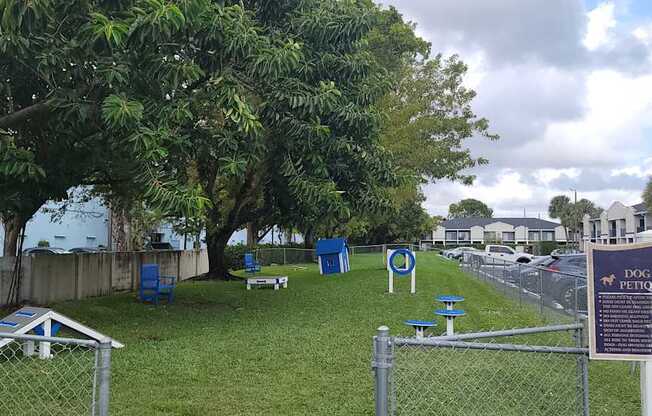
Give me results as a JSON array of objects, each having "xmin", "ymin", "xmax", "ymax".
[
  {"xmin": 548, "ymin": 195, "xmax": 602, "ymax": 241},
  {"xmin": 1, "ymin": 1, "xmax": 497, "ymax": 275},
  {"xmin": 644, "ymin": 178, "xmax": 652, "ymax": 213},
  {"xmin": 448, "ymin": 199, "xmax": 494, "ymax": 218}
]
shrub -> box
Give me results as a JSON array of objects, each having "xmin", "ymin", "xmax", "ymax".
[
  {"xmin": 37, "ymin": 240, "xmax": 50, "ymax": 247},
  {"xmin": 224, "ymin": 244, "xmax": 249, "ymax": 271},
  {"xmin": 534, "ymin": 241, "xmax": 559, "ymax": 256}
]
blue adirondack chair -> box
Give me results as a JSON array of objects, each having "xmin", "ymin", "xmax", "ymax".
[
  {"xmin": 139, "ymin": 264, "xmax": 176, "ymax": 305},
  {"xmin": 244, "ymin": 252, "xmax": 261, "ymax": 275}
]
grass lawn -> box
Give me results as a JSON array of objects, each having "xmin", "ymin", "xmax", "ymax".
[{"xmin": 9, "ymin": 252, "xmax": 641, "ymax": 415}]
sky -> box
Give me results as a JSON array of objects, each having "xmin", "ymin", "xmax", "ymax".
[{"xmin": 378, "ymin": 0, "xmax": 652, "ymax": 219}]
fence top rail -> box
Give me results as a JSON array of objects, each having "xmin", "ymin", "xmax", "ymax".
[
  {"xmin": 424, "ymin": 322, "xmax": 584, "ymax": 342},
  {"xmin": 392, "ymin": 338, "xmax": 589, "ymax": 355},
  {"xmin": 0, "ymin": 332, "xmax": 99, "ymax": 348}
]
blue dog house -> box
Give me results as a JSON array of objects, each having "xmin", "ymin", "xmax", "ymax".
[{"xmin": 316, "ymin": 238, "xmax": 350, "ymax": 275}]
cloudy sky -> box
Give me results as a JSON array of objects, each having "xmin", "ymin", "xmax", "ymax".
[{"xmin": 379, "ymin": 0, "xmax": 652, "ymax": 219}]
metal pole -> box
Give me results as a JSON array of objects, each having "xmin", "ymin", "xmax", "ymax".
[
  {"xmin": 283, "ymin": 248, "xmax": 287, "ymax": 265},
  {"xmin": 538, "ymin": 269, "xmax": 545, "ymax": 317},
  {"xmin": 373, "ymin": 326, "xmax": 392, "ymax": 416},
  {"xmin": 518, "ymin": 263, "xmax": 523, "ymax": 307},
  {"xmin": 97, "ymin": 340, "xmax": 112, "ymax": 416},
  {"xmin": 575, "ymin": 324, "xmax": 590, "ymax": 416}
]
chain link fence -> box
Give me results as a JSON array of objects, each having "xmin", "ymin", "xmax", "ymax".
[
  {"xmin": 459, "ymin": 252, "xmax": 586, "ymax": 322},
  {"xmin": 254, "ymin": 248, "xmax": 317, "ymax": 266},
  {"xmin": 254, "ymin": 244, "xmax": 419, "ymax": 267},
  {"xmin": 373, "ymin": 324, "xmax": 590, "ymax": 416},
  {"xmin": 0, "ymin": 333, "xmax": 112, "ymax": 416}
]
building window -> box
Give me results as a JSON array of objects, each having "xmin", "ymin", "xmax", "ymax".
[
  {"xmin": 528, "ymin": 231, "xmax": 540, "ymax": 241},
  {"xmin": 445, "ymin": 231, "xmax": 457, "ymax": 241},
  {"xmin": 542, "ymin": 231, "xmax": 554, "ymax": 241},
  {"xmin": 502, "ymin": 232, "xmax": 515, "ymax": 241},
  {"xmin": 458, "ymin": 231, "xmax": 471, "ymax": 241},
  {"xmin": 484, "ymin": 231, "xmax": 499, "ymax": 242}
]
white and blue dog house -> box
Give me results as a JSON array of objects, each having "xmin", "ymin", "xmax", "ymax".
[
  {"xmin": 316, "ymin": 238, "xmax": 350, "ymax": 275},
  {"xmin": 0, "ymin": 306, "xmax": 123, "ymax": 359}
]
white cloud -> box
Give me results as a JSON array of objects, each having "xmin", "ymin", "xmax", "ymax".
[
  {"xmin": 380, "ymin": 0, "xmax": 652, "ymax": 218},
  {"xmin": 584, "ymin": 2, "xmax": 616, "ymax": 50},
  {"xmin": 611, "ymin": 158, "xmax": 652, "ymax": 177},
  {"xmin": 519, "ymin": 69, "xmax": 652, "ymax": 167},
  {"xmin": 532, "ymin": 168, "xmax": 581, "ymax": 186}
]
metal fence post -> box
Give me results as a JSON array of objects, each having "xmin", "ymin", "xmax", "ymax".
[
  {"xmin": 518, "ymin": 263, "xmax": 523, "ymax": 307},
  {"xmin": 97, "ymin": 340, "xmax": 112, "ymax": 416},
  {"xmin": 373, "ymin": 326, "xmax": 392, "ymax": 416},
  {"xmin": 283, "ymin": 248, "xmax": 287, "ymax": 265},
  {"xmin": 575, "ymin": 324, "xmax": 590, "ymax": 416},
  {"xmin": 538, "ymin": 269, "xmax": 545, "ymax": 317}
]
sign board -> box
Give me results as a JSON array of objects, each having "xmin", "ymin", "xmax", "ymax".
[{"xmin": 587, "ymin": 242, "xmax": 652, "ymax": 361}]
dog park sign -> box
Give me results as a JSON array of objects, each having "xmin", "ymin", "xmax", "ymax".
[{"xmin": 587, "ymin": 242, "xmax": 652, "ymax": 415}]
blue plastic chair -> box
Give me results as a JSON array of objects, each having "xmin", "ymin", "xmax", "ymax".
[
  {"xmin": 244, "ymin": 253, "xmax": 261, "ymax": 275},
  {"xmin": 139, "ymin": 264, "xmax": 176, "ymax": 305}
]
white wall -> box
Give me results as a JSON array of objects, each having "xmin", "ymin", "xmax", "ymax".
[{"xmin": 0, "ymin": 197, "xmax": 109, "ymax": 255}]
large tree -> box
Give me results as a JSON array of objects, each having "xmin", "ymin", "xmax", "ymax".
[
  {"xmin": 334, "ymin": 23, "xmax": 497, "ymax": 244},
  {"xmin": 548, "ymin": 195, "xmax": 602, "ymax": 242},
  {"xmin": 448, "ymin": 199, "xmax": 494, "ymax": 219},
  {"xmin": 644, "ymin": 178, "xmax": 652, "ymax": 213},
  {"xmin": 0, "ymin": 0, "xmax": 218, "ymax": 254}
]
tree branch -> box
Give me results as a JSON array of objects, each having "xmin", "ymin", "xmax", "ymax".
[{"xmin": 0, "ymin": 101, "xmax": 52, "ymax": 129}]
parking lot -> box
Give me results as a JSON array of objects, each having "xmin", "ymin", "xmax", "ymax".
[{"xmin": 455, "ymin": 251, "xmax": 587, "ymax": 319}]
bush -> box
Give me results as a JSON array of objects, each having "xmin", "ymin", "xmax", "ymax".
[
  {"xmin": 224, "ymin": 244, "xmax": 249, "ymax": 271},
  {"xmin": 534, "ymin": 241, "xmax": 559, "ymax": 256},
  {"xmin": 37, "ymin": 240, "xmax": 50, "ymax": 247}
]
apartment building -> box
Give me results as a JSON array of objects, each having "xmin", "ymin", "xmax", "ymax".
[
  {"xmin": 582, "ymin": 201, "xmax": 650, "ymax": 247},
  {"xmin": 429, "ymin": 217, "xmax": 567, "ymax": 246}
]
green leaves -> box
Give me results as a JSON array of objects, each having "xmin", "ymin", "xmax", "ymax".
[
  {"xmin": 0, "ymin": 133, "xmax": 46, "ymax": 181},
  {"xmin": 0, "ymin": 0, "xmax": 53, "ymax": 32},
  {"xmin": 101, "ymin": 94, "xmax": 144, "ymax": 129},
  {"xmin": 131, "ymin": 0, "xmax": 187, "ymax": 43},
  {"xmin": 644, "ymin": 179, "xmax": 652, "ymax": 213},
  {"xmin": 85, "ymin": 13, "xmax": 130, "ymax": 48}
]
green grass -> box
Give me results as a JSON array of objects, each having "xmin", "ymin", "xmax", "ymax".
[{"xmin": 5, "ymin": 253, "xmax": 641, "ymax": 415}]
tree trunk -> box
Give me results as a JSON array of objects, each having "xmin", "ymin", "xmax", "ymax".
[
  {"xmin": 206, "ymin": 225, "xmax": 237, "ymax": 280},
  {"xmin": 110, "ymin": 208, "xmax": 131, "ymax": 251},
  {"xmin": 246, "ymin": 222, "xmax": 257, "ymax": 248},
  {"xmin": 303, "ymin": 228, "xmax": 315, "ymax": 249},
  {"xmin": 2, "ymin": 216, "xmax": 22, "ymax": 257}
]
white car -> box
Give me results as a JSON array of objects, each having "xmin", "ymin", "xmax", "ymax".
[
  {"xmin": 481, "ymin": 245, "xmax": 534, "ymax": 264},
  {"xmin": 442, "ymin": 247, "xmax": 479, "ymax": 260}
]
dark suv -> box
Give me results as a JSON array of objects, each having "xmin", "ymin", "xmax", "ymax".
[{"xmin": 543, "ymin": 254, "xmax": 587, "ymax": 310}]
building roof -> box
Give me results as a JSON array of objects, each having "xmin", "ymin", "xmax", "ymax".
[
  {"xmin": 316, "ymin": 238, "xmax": 348, "ymax": 255},
  {"xmin": 632, "ymin": 202, "xmax": 648, "ymax": 213},
  {"xmin": 441, "ymin": 217, "xmax": 561, "ymax": 230}
]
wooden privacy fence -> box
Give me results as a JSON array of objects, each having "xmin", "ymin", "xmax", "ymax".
[{"xmin": 0, "ymin": 250, "xmax": 208, "ymax": 306}]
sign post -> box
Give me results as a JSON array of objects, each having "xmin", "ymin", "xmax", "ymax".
[{"xmin": 586, "ymin": 242, "xmax": 652, "ymax": 416}]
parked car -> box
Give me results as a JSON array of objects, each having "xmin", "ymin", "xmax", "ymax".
[
  {"xmin": 23, "ymin": 247, "xmax": 71, "ymax": 255},
  {"xmin": 545, "ymin": 254, "xmax": 587, "ymax": 310},
  {"xmin": 516, "ymin": 253, "xmax": 586, "ymax": 309},
  {"xmin": 69, "ymin": 247, "xmax": 103, "ymax": 253},
  {"xmin": 442, "ymin": 247, "xmax": 479, "ymax": 260},
  {"xmin": 504, "ymin": 256, "xmax": 555, "ymax": 284},
  {"xmin": 475, "ymin": 245, "xmax": 535, "ymax": 266},
  {"xmin": 147, "ymin": 242, "xmax": 175, "ymax": 250}
]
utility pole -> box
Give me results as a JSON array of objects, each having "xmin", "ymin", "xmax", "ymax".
[{"xmin": 570, "ymin": 188, "xmax": 578, "ymax": 244}]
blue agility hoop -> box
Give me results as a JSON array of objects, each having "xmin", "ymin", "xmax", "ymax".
[{"xmin": 389, "ymin": 249, "xmax": 416, "ymax": 276}]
